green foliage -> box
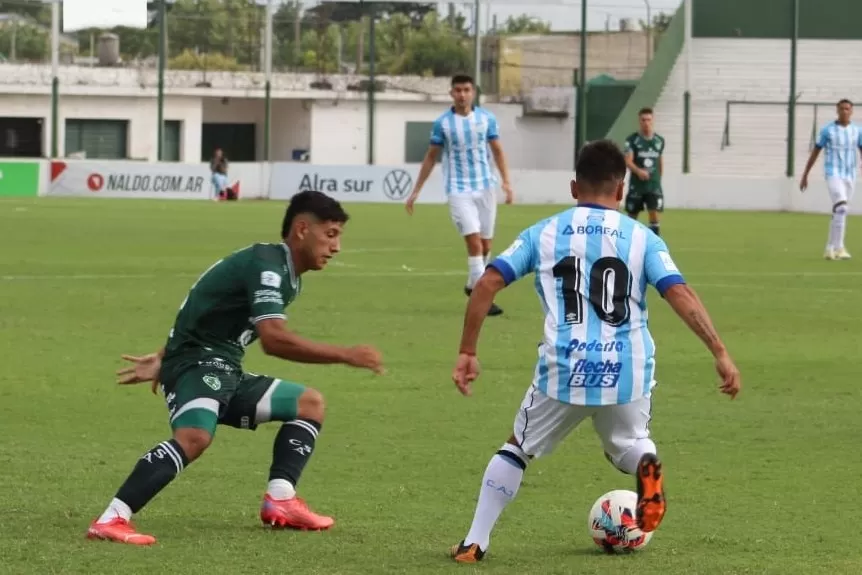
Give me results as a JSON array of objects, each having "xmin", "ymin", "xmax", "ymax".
[
  {"xmin": 0, "ymin": 1, "xmax": 550, "ymax": 75},
  {"xmin": 499, "ymin": 15, "xmax": 551, "ymax": 35},
  {"xmin": 169, "ymin": 48, "xmax": 240, "ymax": 71},
  {"xmin": 0, "ymin": 22, "xmax": 47, "ymax": 61}
]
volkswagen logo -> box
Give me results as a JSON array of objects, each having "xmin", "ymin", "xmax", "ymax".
[{"xmin": 382, "ymin": 169, "xmax": 413, "ymax": 200}]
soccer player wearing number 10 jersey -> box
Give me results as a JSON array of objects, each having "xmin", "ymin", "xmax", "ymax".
[{"xmin": 448, "ymin": 140, "xmax": 742, "ymax": 562}]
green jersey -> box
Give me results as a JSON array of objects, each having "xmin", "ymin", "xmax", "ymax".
[
  {"xmin": 163, "ymin": 243, "xmax": 301, "ymax": 366},
  {"xmin": 624, "ymin": 132, "xmax": 665, "ymax": 190}
]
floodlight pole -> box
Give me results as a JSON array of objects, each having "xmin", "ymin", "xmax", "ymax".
[
  {"xmin": 50, "ymin": 0, "xmax": 59, "ymax": 158},
  {"xmin": 368, "ymin": 3, "xmax": 376, "ymax": 165},
  {"xmin": 473, "ymin": 0, "xmax": 481, "ymax": 103},
  {"xmin": 264, "ymin": 0, "xmax": 273, "ymax": 163},
  {"xmin": 576, "ymin": 0, "xmax": 588, "ymax": 158},
  {"xmin": 157, "ymin": 0, "xmax": 167, "ymax": 161},
  {"xmin": 787, "ymin": 0, "xmax": 798, "ymax": 178}
]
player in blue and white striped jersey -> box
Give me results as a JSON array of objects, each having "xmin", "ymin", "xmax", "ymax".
[
  {"xmin": 406, "ymin": 74, "xmax": 514, "ymax": 316},
  {"xmin": 448, "ymin": 140, "xmax": 741, "ymax": 563},
  {"xmin": 800, "ymin": 98, "xmax": 862, "ymax": 260}
]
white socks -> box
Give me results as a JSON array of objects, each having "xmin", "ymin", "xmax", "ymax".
[
  {"xmin": 97, "ymin": 498, "xmax": 132, "ymax": 524},
  {"xmin": 466, "ymin": 256, "xmax": 485, "ymax": 289},
  {"xmin": 266, "ymin": 478, "xmax": 296, "ymax": 500},
  {"xmin": 463, "ymin": 444, "xmax": 528, "ymax": 552},
  {"xmin": 829, "ymin": 204, "xmax": 848, "ymax": 249},
  {"xmin": 615, "ymin": 439, "xmax": 658, "ymax": 475}
]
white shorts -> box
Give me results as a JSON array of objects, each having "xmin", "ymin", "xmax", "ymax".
[
  {"xmin": 447, "ymin": 189, "xmax": 497, "ymax": 239},
  {"xmin": 513, "ymin": 385, "xmax": 652, "ymax": 465},
  {"xmin": 826, "ymin": 177, "xmax": 856, "ymax": 206}
]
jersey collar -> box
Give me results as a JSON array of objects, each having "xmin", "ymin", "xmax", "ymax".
[
  {"xmin": 281, "ymin": 243, "xmax": 299, "ymax": 289},
  {"xmin": 576, "ymin": 202, "xmax": 614, "ymax": 210}
]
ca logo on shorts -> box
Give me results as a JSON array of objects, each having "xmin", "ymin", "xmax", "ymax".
[{"xmin": 202, "ymin": 375, "xmax": 222, "ymax": 391}]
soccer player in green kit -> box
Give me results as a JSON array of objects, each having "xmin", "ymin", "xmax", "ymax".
[
  {"xmin": 624, "ymin": 107, "xmax": 666, "ymax": 236},
  {"xmin": 86, "ymin": 190, "xmax": 384, "ymax": 545}
]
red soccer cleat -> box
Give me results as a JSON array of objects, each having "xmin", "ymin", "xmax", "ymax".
[
  {"xmin": 260, "ymin": 494, "xmax": 334, "ymax": 531},
  {"xmin": 86, "ymin": 517, "xmax": 156, "ymax": 546}
]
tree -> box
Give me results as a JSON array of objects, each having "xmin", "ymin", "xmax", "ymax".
[
  {"xmin": 639, "ymin": 12, "xmax": 673, "ymax": 51},
  {"xmin": 0, "ymin": 23, "xmax": 48, "ymax": 61},
  {"xmin": 305, "ymin": 2, "xmax": 435, "ymax": 26},
  {"xmin": 499, "ymin": 15, "xmax": 551, "ymax": 35}
]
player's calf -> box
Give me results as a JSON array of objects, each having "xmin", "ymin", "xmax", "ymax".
[
  {"xmin": 261, "ymin": 387, "xmax": 334, "ymax": 530},
  {"xmin": 451, "ymin": 440, "xmax": 529, "ymax": 561}
]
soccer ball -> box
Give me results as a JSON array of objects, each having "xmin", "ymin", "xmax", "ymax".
[{"xmin": 588, "ymin": 489, "xmax": 654, "ymax": 553}]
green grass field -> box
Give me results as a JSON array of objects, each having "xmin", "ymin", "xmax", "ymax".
[{"xmin": 1, "ymin": 198, "xmax": 860, "ymax": 575}]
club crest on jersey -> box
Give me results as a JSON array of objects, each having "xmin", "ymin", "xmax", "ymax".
[
  {"xmin": 202, "ymin": 374, "xmax": 222, "ymax": 391},
  {"xmin": 260, "ymin": 271, "xmax": 282, "ymax": 288}
]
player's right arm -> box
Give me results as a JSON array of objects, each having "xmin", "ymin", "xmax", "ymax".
[
  {"xmin": 256, "ymin": 319, "xmax": 382, "ymax": 372},
  {"xmin": 800, "ymin": 126, "xmax": 828, "ymax": 191},
  {"xmin": 247, "ymin": 259, "xmax": 383, "ymax": 373},
  {"xmin": 406, "ymin": 118, "xmax": 444, "ymax": 214},
  {"xmin": 624, "ymin": 134, "xmax": 648, "ymax": 181},
  {"xmin": 453, "ymin": 227, "xmax": 538, "ymax": 395},
  {"xmin": 643, "ymin": 234, "xmax": 740, "ymax": 399}
]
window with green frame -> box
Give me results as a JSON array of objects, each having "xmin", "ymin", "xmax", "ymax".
[
  {"xmin": 164, "ymin": 120, "xmax": 182, "ymax": 161},
  {"xmin": 64, "ymin": 119, "xmax": 128, "ymax": 159}
]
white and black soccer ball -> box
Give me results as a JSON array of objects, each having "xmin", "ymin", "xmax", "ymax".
[{"xmin": 588, "ymin": 489, "xmax": 654, "ymax": 553}]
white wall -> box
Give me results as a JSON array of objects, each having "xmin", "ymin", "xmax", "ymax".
[
  {"xmin": 202, "ymin": 97, "xmax": 310, "ymax": 161},
  {"xmin": 656, "ymin": 38, "xmax": 862, "ymax": 178},
  {"xmin": 309, "ymin": 99, "xmax": 575, "ymax": 169},
  {"xmin": 0, "ymin": 93, "xmax": 201, "ymax": 161}
]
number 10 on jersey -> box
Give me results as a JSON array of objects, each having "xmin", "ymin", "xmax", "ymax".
[{"xmin": 552, "ymin": 256, "xmax": 633, "ymax": 327}]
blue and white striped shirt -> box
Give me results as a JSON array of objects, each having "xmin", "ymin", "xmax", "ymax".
[
  {"xmin": 430, "ymin": 107, "xmax": 499, "ymax": 195},
  {"xmin": 816, "ymin": 121, "xmax": 862, "ymax": 180},
  {"xmin": 489, "ymin": 205, "xmax": 686, "ymax": 407}
]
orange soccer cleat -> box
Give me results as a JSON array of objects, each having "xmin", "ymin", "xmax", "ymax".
[
  {"xmin": 259, "ymin": 494, "xmax": 334, "ymax": 531},
  {"xmin": 635, "ymin": 452, "xmax": 666, "ymax": 533},
  {"xmin": 86, "ymin": 517, "xmax": 156, "ymax": 546}
]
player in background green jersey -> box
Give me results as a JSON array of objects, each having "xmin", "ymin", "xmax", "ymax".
[
  {"xmin": 86, "ymin": 190, "xmax": 384, "ymax": 546},
  {"xmin": 624, "ymin": 108, "xmax": 665, "ymax": 236}
]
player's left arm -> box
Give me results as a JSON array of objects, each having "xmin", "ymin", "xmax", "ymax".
[
  {"xmin": 454, "ymin": 229, "xmax": 537, "ymax": 395},
  {"xmin": 486, "ymin": 114, "xmax": 513, "ymax": 202},
  {"xmin": 658, "ymin": 137, "xmax": 665, "ymax": 179}
]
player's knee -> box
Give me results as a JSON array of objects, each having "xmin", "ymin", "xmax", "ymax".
[
  {"xmin": 606, "ymin": 438, "xmax": 657, "ymax": 475},
  {"xmin": 297, "ymin": 388, "xmax": 325, "ymax": 423},
  {"xmin": 173, "ymin": 427, "xmax": 213, "ymax": 462},
  {"xmin": 463, "ymin": 233, "xmax": 482, "ymax": 255},
  {"xmin": 833, "ymin": 201, "xmax": 847, "ymax": 214}
]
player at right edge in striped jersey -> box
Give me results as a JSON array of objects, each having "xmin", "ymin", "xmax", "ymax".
[
  {"xmin": 799, "ymin": 98, "xmax": 862, "ymax": 261},
  {"xmin": 448, "ymin": 140, "xmax": 742, "ymax": 563}
]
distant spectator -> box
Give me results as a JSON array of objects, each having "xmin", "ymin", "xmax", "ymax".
[{"xmin": 210, "ymin": 148, "xmax": 237, "ymax": 201}]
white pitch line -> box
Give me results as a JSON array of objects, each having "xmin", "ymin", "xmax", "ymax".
[{"xmin": 2, "ymin": 269, "xmax": 860, "ymax": 296}]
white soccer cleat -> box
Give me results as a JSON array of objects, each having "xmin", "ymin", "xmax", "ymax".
[
  {"xmin": 836, "ymin": 248, "xmax": 852, "ymax": 260},
  {"xmin": 824, "ymin": 247, "xmax": 838, "ymax": 260}
]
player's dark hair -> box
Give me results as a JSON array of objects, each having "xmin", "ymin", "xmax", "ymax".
[
  {"xmin": 281, "ymin": 190, "xmax": 349, "ymax": 238},
  {"xmin": 575, "ymin": 140, "xmax": 627, "ymax": 192},
  {"xmin": 451, "ymin": 74, "xmax": 474, "ymax": 87},
  {"xmin": 638, "ymin": 107, "xmax": 653, "ymax": 116},
  {"xmin": 837, "ymin": 98, "xmax": 853, "ymax": 107}
]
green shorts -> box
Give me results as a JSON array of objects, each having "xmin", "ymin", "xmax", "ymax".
[
  {"xmin": 159, "ymin": 355, "xmax": 306, "ymax": 436},
  {"xmin": 625, "ymin": 186, "xmax": 664, "ymax": 214}
]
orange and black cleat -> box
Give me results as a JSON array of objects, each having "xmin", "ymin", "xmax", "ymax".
[
  {"xmin": 450, "ymin": 541, "xmax": 486, "ymax": 563},
  {"xmin": 635, "ymin": 452, "xmax": 666, "ymax": 533}
]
